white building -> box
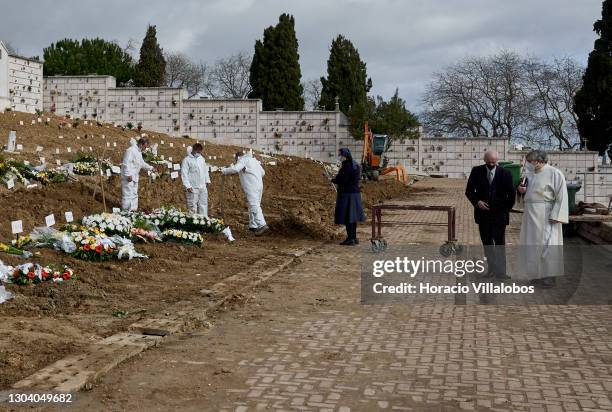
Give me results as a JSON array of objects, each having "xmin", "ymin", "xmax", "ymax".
[{"xmin": 0, "ymin": 41, "xmax": 43, "ymax": 113}]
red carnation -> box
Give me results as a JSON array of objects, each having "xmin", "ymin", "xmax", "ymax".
[
  {"xmin": 96, "ymin": 245, "xmax": 103, "ymax": 254},
  {"xmin": 27, "ymin": 272, "xmax": 35, "ymax": 279},
  {"xmin": 41, "ymin": 270, "xmax": 49, "ymax": 279},
  {"xmin": 13, "ymin": 271, "xmax": 20, "ymax": 278},
  {"xmin": 83, "ymin": 244, "xmax": 91, "ymax": 251},
  {"xmin": 63, "ymin": 272, "xmax": 71, "ymax": 280}
]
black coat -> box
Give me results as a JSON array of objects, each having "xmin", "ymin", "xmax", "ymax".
[
  {"xmin": 332, "ymin": 160, "xmax": 361, "ymax": 193},
  {"xmin": 332, "ymin": 160, "xmax": 365, "ymax": 224},
  {"xmin": 465, "ymin": 165, "xmax": 515, "ymax": 225}
]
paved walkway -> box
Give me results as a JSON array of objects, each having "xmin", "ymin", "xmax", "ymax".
[{"xmin": 58, "ymin": 178, "xmax": 612, "ymax": 412}]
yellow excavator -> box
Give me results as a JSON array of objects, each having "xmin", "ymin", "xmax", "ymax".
[{"xmin": 361, "ymin": 121, "xmax": 409, "ymax": 184}]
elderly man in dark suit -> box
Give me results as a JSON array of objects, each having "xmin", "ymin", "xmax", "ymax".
[{"xmin": 465, "ymin": 150, "xmax": 516, "ymax": 279}]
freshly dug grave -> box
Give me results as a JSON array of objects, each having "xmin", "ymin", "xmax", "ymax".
[{"xmin": 0, "ymin": 111, "xmax": 410, "ymax": 389}]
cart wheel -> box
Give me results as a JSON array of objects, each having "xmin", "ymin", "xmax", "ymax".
[
  {"xmin": 380, "ymin": 239, "xmax": 388, "ymax": 251},
  {"xmin": 454, "ymin": 244, "xmax": 464, "ymax": 255},
  {"xmin": 439, "ymin": 243, "xmax": 452, "ymax": 257},
  {"xmin": 371, "ymin": 239, "xmax": 381, "ymax": 253}
]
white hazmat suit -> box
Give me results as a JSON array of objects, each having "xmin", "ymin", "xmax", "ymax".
[
  {"xmin": 181, "ymin": 147, "xmax": 211, "ymax": 216},
  {"xmin": 222, "ymin": 153, "xmax": 267, "ymax": 229},
  {"xmin": 121, "ymin": 139, "xmax": 154, "ymax": 211}
]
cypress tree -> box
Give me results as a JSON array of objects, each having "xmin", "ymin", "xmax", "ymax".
[
  {"xmin": 574, "ymin": 0, "xmax": 612, "ymax": 153},
  {"xmin": 249, "ymin": 14, "xmax": 304, "ymax": 110},
  {"xmin": 319, "ymin": 35, "xmax": 372, "ymax": 113},
  {"xmin": 319, "ymin": 35, "xmax": 372, "ymax": 137},
  {"xmin": 134, "ymin": 25, "xmax": 166, "ymax": 87}
]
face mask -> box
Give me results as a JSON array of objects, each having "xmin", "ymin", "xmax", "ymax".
[
  {"xmin": 194, "ymin": 152, "xmax": 202, "ymax": 158},
  {"xmin": 525, "ymin": 162, "xmax": 535, "ymax": 173},
  {"xmin": 486, "ymin": 164, "xmax": 495, "ymax": 170}
]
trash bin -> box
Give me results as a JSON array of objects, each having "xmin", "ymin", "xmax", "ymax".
[
  {"xmin": 566, "ymin": 182, "xmax": 582, "ymax": 215},
  {"xmin": 499, "ymin": 162, "xmax": 522, "ymax": 188}
]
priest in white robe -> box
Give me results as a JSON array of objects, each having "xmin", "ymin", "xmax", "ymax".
[{"xmin": 517, "ymin": 149, "xmax": 569, "ymax": 288}]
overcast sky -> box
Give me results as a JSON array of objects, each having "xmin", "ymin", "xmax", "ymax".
[{"xmin": 0, "ymin": 0, "xmax": 603, "ymax": 111}]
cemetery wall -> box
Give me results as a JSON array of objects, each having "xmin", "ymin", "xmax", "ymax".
[
  {"xmin": 0, "ymin": 42, "xmax": 9, "ymax": 111},
  {"xmin": 0, "ymin": 41, "xmax": 43, "ymax": 114},
  {"xmin": 40, "ymin": 74, "xmax": 610, "ymax": 203}
]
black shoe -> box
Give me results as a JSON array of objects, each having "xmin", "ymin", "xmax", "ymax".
[
  {"xmin": 538, "ymin": 277, "xmax": 556, "ymax": 289},
  {"xmin": 354, "ymin": 238, "xmax": 359, "ymax": 245},
  {"xmin": 341, "ymin": 239, "xmax": 357, "ymax": 246},
  {"xmin": 254, "ymin": 225, "xmax": 269, "ymax": 236},
  {"xmin": 482, "ymin": 270, "xmax": 495, "ymax": 279},
  {"xmin": 248, "ymin": 228, "xmax": 257, "ymax": 232}
]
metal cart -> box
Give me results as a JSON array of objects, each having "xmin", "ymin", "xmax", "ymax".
[{"xmin": 370, "ymin": 204, "xmax": 463, "ymax": 256}]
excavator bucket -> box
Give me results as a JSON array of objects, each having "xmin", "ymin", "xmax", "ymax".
[{"xmin": 380, "ymin": 165, "xmax": 410, "ymax": 185}]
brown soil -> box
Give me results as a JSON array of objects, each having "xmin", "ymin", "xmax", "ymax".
[{"xmin": 0, "ymin": 111, "xmax": 410, "ymax": 390}]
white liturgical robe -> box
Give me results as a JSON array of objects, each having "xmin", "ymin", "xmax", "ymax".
[{"xmin": 518, "ymin": 164, "xmax": 569, "ymax": 279}]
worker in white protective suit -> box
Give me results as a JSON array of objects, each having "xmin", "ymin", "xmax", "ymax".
[
  {"xmin": 181, "ymin": 143, "xmax": 211, "ymax": 216},
  {"xmin": 121, "ymin": 137, "xmax": 155, "ymax": 211},
  {"xmin": 222, "ymin": 151, "xmax": 269, "ymax": 235}
]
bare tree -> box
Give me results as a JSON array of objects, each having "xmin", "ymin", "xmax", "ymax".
[
  {"xmin": 421, "ymin": 51, "xmax": 531, "ymax": 139},
  {"xmin": 524, "ymin": 57, "xmax": 584, "ymax": 149},
  {"xmin": 303, "ymin": 78, "xmax": 322, "ymax": 110},
  {"xmin": 164, "ymin": 52, "xmax": 209, "ymax": 98},
  {"xmin": 206, "ymin": 52, "xmax": 252, "ymax": 98},
  {"xmin": 123, "ymin": 38, "xmax": 139, "ymax": 57}
]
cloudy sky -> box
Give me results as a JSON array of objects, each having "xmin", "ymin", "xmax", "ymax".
[{"xmin": 0, "ymin": 0, "xmax": 603, "ymax": 111}]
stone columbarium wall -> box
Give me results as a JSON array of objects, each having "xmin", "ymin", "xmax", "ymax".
[
  {"xmin": 40, "ymin": 74, "xmax": 610, "ymax": 203},
  {"xmin": 43, "ymin": 75, "xmax": 351, "ymax": 162},
  {"xmin": 0, "ymin": 41, "xmax": 43, "ymax": 113}
]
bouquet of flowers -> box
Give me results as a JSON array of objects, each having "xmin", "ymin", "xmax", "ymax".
[
  {"xmin": 0, "ymin": 242, "xmax": 33, "ymax": 257},
  {"xmin": 143, "ymin": 208, "xmax": 226, "ymax": 234},
  {"xmin": 82, "ymin": 213, "xmax": 132, "ymax": 237},
  {"xmin": 11, "ymin": 235, "xmax": 31, "ymax": 249},
  {"xmin": 130, "ymin": 227, "xmax": 161, "ymax": 242},
  {"xmin": 60, "ymin": 223, "xmax": 83, "ymax": 232},
  {"xmin": 71, "ymin": 152, "xmax": 115, "ymax": 176},
  {"xmin": 7, "ymin": 165, "xmax": 28, "ymax": 185},
  {"xmin": 130, "ymin": 217, "xmax": 162, "ymax": 242},
  {"xmin": 8, "ymin": 263, "xmax": 74, "ymax": 285},
  {"xmin": 70, "ymin": 231, "xmax": 115, "ymax": 261},
  {"xmin": 162, "ymin": 229, "xmax": 203, "ymax": 247},
  {"xmin": 111, "ymin": 236, "xmax": 148, "ymax": 260},
  {"xmin": 143, "ymin": 150, "xmax": 164, "ymax": 164},
  {"xmin": 73, "ymin": 161, "xmax": 99, "ymax": 176},
  {"xmin": 35, "ymin": 169, "xmax": 67, "ymax": 184}
]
